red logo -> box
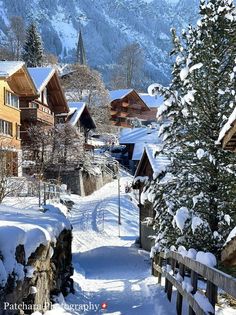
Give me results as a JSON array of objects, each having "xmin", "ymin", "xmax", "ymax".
[{"xmin": 101, "ymin": 302, "xmax": 108, "ymax": 310}]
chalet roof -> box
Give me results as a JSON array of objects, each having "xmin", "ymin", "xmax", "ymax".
[
  {"xmin": 0, "ymin": 61, "xmax": 37, "ymax": 96},
  {"xmin": 119, "ymin": 126, "xmax": 160, "ymax": 145},
  {"xmin": 68, "ymin": 101, "xmax": 96, "ymax": 129},
  {"xmin": 28, "ymin": 67, "xmax": 55, "ymax": 92},
  {"xmin": 221, "ymin": 226, "xmax": 236, "ymax": 266},
  {"xmin": 0, "ymin": 61, "xmax": 25, "ymax": 77},
  {"xmin": 109, "ymin": 89, "xmax": 150, "ymax": 111},
  {"xmin": 68, "ymin": 102, "xmax": 86, "ymax": 125},
  {"xmin": 28, "ymin": 67, "xmax": 69, "ymax": 113},
  {"xmin": 139, "ymin": 93, "xmax": 164, "ymax": 108},
  {"xmin": 145, "ymin": 145, "xmax": 170, "ymax": 176},
  {"xmin": 134, "ymin": 144, "xmax": 170, "ymax": 179},
  {"xmin": 109, "ymin": 89, "xmax": 133, "ymax": 102},
  {"xmin": 217, "ymin": 107, "xmax": 236, "ymax": 151}
]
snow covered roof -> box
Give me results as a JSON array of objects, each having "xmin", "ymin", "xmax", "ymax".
[
  {"xmin": 109, "ymin": 89, "xmax": 133, "ymax": 102},
  {"xmin": 0, "ymin": 61, "xmax": 25, "ymax": 77},
  {"xmin": 145, "ymin": 145, "xmax": 170, "ymax": 177},
  {"xmin": 68, "ymin": 102, "xmax": 86, "ymax": 126},
  {"xmin": 217, "ymin": 107, "xmax": 236, "ymax": 149},
  {"xmin": 28, "ymin": 67, "xmax": 55, "ymax": 92},
  {"xmin": 139, "ymin": 93, "xmax": 164, "ymax": 108},
  {"xmin": 0, "ymin": 61, "xmax": 38, "ymax": 96},
  {"xmin": 132, "ymin": 142, "xmax": 147, "ymax": 161},
  {"xmin": 67, "ymin": 101, "xmax": 96, "ymax": 129},
  {"xmin": 134, "ymin": 144, "xmax": 170, "ymax": 179},
  {"xmin": 119, "ymin": 126, "xmax": 161, "ymax": 145}
]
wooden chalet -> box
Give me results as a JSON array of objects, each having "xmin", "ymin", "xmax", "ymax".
[
  {"xmin": 0, "ymin": 61, "xmax": 37, "ymax": 175},
  {"xmin": 20, "ymin": 67, "xmax": 69, "ymax": 144},
  {"xmin": 56, "ymin": 101, "xmax": 96, "ymax": 143},
  {"xmin": 217, "ymin": 107, "xmax": 236, "ymax": 151},
  {"xmin": 110, "ymin": 89, "xmax": 157, "ymax": 128},
  {"xmin": 119, "ymin": 125, "xmax": 161, "ymax": 173},
  {"xmin": 132, "ymin": 144, "xmax": 169, "ymax": 251},
  {"xmin": 218, "ymin": 108, "xmax": 236, "ymax": 266}
]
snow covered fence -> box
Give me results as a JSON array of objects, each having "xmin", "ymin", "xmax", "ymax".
[{"xmin": 152, "ymin": 251, "xmax": 236, "ymax": 315}]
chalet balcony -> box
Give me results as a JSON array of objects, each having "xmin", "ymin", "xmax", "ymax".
[
  {"xmin": 21, "ymin": 107, "xmax": 54, "ymax": 125},
  {"xmin": 116, "ymin": 112, "xmax": 129, "ymax": 118},
  {"xmin": 111, "ymin": 120, "xmax": 130, "ymax": 128}
]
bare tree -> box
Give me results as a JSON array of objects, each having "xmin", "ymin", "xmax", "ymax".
[
  {"xmin": 61, "ymin": 64, "xmax": 114, "ymax": 133},
  {"xmin": 0, "ymin": 137, "xmax": 24, "ymax": 203},
  {"xmin": 0, "ymin": 45, "xmax": 14, "ymax": 60},
  {"xmin": 7, "ymin": 16, "xmax": 25, "ymax": 60},
  {"xmin": 24, "ymin": 123, "xmax": 89, "ymax": 175},
  {"xmin": 43, "ymin": 52, "xmax": 58, "ymax": 65},
  {"xmin": 111, "ymin": 42, "xmax": 144, "ymax": 89},
  {"xmin": 51, "ymin": 123, "xmax": 85, "ymax": 165},
  {"xmin": 24, "ymin": 125, "xmax": 54, "ymax": 177}
]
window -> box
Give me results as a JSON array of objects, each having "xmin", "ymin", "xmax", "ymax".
[
  {"xmin": 0, "ymin": 120, "xmax": 13, "ymax": 136},
  {"xmin": 16, "ymin": 123, "xmax": 20, "ymax": 139},
  {"xmin": 5, "ymin": 90, "xmax": 19, "ymax": 109}
]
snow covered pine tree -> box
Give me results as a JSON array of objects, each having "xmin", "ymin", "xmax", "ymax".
[
  {"xmin": 22, "ymin": 22, "xmax": 43, "ymax": 67},
  {"xmin": 146, "ymin": 0, "xmax": 236, "ymax": 257}
]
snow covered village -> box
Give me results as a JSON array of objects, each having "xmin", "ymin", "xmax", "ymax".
[{"xmin": 0, "ymin": 0, "xmax": 236, "ymax": 314}]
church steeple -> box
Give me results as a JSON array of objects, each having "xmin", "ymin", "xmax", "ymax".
[{"xmin": 76, "ymin": 29, "xmax": 86, "ymax": 65}]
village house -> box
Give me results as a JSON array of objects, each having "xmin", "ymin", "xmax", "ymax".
[
  {"xmin": 0, "ymin": 61, "xmax": 37, "ymax": 176},
  {"xmin": 217, "ymin": 108, "xmax": 236, "ymax": 266},
  {"xmin": 56, "ymin": 101, "xmax": 96, "ymax": 144},
  {"xmin": 20, "ymin": 67, "xmax": 69, "ymax": 144},
  {"xmin": 119, "ymin": 125, "xmax": 162, "ymax": 173},
  {"xmin": 109, "ymin": 89, "xmax": 161, "ymax": 128},
  {"xmin": 133, "ymin": 144, "xmax": 169, "ymax": 251}
]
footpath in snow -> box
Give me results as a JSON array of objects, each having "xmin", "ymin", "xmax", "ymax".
[{"xmin": 49, "ymin": 171, "xmax": 176, "ymax": 315}]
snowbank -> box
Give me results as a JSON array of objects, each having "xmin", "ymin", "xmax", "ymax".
[{"xmin": 0, "ymin": 199, "xmax": 71, "ymax": 287}]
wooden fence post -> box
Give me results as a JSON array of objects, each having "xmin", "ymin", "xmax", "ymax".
[
  {"xmin": 189, "ymin": 269, "xmax": 198, "ymax": 315},
  {"xmin": 176, "ymin": 263, "xmax": 185, "ymax": 315},
  {"xmin": 206, "ymin": 280, "xmax": 218, "ymax": 315},
  {"xmin": 158, "ymin": 255, "xmax": 163, "ymax": 284},
  {"xmin": 166, "ymin": 257, "xmax": 176, "ymax": 302}
]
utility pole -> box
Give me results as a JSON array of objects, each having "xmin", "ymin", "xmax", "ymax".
[
  {"xmin": 115, "ymin": 161, "xmax": 121, "ymax": 237},
  {"xmin": 118, "ymin": 174, "xmax": 121, "ymax": 225}
]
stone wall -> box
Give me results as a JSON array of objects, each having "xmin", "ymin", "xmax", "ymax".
[
  {"xmin": 46, "ymin": 167, "xmax": 114, "ymax": 197},
  {"xmin": 140, "ymin": 222, "xmax": 156, "ymax": 252},
  {"xmin": 0, "ymin": 229, "xmax": 73, "ymax": 314}
]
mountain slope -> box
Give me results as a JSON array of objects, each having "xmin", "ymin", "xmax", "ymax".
[{"xmin": 0, "ymin": 0, "xmax": 200, "ymax": 86}]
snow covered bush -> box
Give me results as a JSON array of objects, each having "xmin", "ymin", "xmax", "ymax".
[{"xmin": 147, "ymin": 0, "xmax": 236, "ymax": 257}]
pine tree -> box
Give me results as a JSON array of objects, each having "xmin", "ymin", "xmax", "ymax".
[
  {"xmin": 146, "ymin": 0, "xmax": 236, "ymax": 257},
  {"xmin": 22, "ymin": 22, "xmax": 43, "ymax": 67},
  {"xmin": 76, "ymin": 30, "xmax": 86, "ymax": 65}
]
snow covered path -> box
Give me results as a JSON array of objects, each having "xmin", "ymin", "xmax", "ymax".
[{"xmin": 61, "ymin": 172, "xmax": 176, "ymax": 315}]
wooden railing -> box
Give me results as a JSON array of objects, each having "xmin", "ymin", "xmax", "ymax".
[{"xmin": 152, "ymin": 251, "xmax": 236, "ymax": 315}]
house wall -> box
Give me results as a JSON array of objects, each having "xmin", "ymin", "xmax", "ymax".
[
  {"xmin": 140, "ymin": 222, "xmax": 156, "ymax": 251},
  {"xmin": 0, "ymin": 80, "xmax": 22, "ymax": 176},
  {"xmin": 0, "ymin": 80, "xmax": 21, "ymax": 150},
  {"xmin": 110, "ymin": 92, "xmax": 151, "ymax": 128}
]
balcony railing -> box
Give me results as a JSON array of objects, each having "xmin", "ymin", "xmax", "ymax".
[{"xmin": 21, "ymin": 107, "xmax": 54, "ymax": 125}]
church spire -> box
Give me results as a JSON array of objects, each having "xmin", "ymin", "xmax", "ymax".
[{"xmin": 76, "ymin": 29, "xmax": 86, "ymax": 65}]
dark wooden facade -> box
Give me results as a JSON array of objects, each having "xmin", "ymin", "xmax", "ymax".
[
  {"xmin": 222, "ymin": 121, "xmax": 236, "ymax": 151},
  {"xmin": 110, "ymin": 90, "xmax": 154, "ymax": 128},
  {"xmin": 19, "ymin": 69, "xmax": 68, "ymax": 144}
]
